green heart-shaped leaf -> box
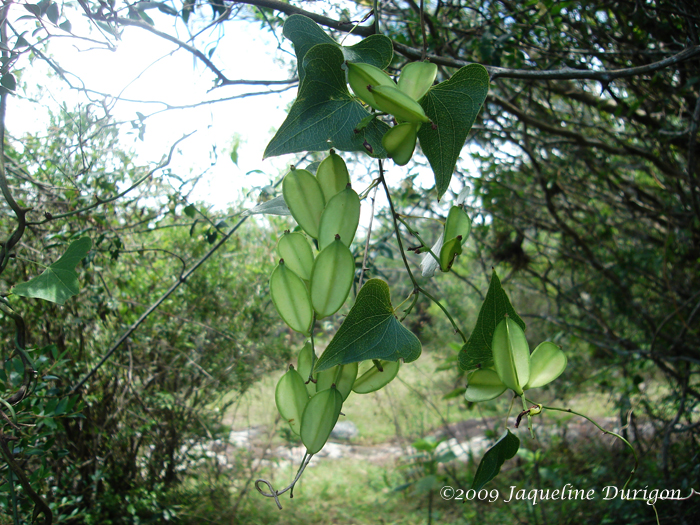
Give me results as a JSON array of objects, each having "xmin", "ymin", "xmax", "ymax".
[
  {"xmin": 264, "ymin": 43, "xmax": 390, "ymax": 159},
  {"xmin": 314, "ymin": 279, "xmax": 422, "ymax": 372},
  {"xmin": 471, "ymin": 429, "xmax": 520, "ymax": 491},
  {"xmin": 13, "ymin": 237, "xmax": 92, "ymax": 305},
  {"xmin": 283, "ymin": 15, "xmax": 393, "ymax": 83},
  {"xmin": 418, "ymin": 64, "xmax": 489, "ymax": 199},
  {"xmin": 459, "ymin": 270, "xmax": 525, "ymax": 371}
]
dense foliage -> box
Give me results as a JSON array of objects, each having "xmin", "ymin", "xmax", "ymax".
[{"xmin": 1, "ymin": 0, "xmax": 698, "ymax": 523}]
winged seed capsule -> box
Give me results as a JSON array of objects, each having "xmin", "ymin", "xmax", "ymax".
[
  {"xmin": 300, "ymin": 385, "xmax": 343, "ymax": 454},
  {"xmin": 492, "ymin": 317, "xmax": 530, "ymax": 395},
  {"xmin": 282, "ymin": 168, "xmax": 325, "ymax": 239},
  {"xmin": 275, "ymin": 366, "xmax": 310, "ymax": 435},
  {"xmin": 309, "ymin": 236, "xmax": 354, "ymax": 318},
  {"xmin": 269, "ymin": 259, "xmax": 313, "ymax": 335}
]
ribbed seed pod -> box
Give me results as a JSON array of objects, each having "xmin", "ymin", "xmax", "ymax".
[
  {"xmin": 282, "ymin": 168, "xmax": 326, "ymax": 239},
  {"xmin": 309, "ymin": 236, "xmax": 355, "ymax": 318},
  {"xmin": 301, "ymin": 385, "xmax": 344, "ymax": 454},
  {"xmin": 318, "ymin": 186, "xmax": 361, "ymax": 250},
  {"xmin": 316, "ymin": 362, "xmax": 358, "ymax": 400},
  {"xmin": 346, "ymin": 62, "xmax": 396, "ymax": 109},
  {"xmin": 492, "ymin": 317, "xmax": 530, "ymax": 395},
  {"xmin": 368, "ymin": 85, "xmax": 430, "ymax": 124},
  {"xmin": 352, "ymin": 360, "xmax": 400, "ymax": 394},
  {"xmin": 276, "ymin": 232, "xmax": 315, "ymax": 281},
  {"xmin": 316, "ymin": 151, "xmax": 351, "ymax": 203},
  {"xmin": 443, "ymin": 206, "xmax": 472, "ymax": 247},
  {"xmin": 297, "ymin": 341, "xmax": 317, "ymax": 396},
  {"xmin": 275, "ymin": 366, "xmax": 310, "ymax": 435},
  {"xmin": 269, "ymin": 260, "xmax": 313, "ymax": 335},
  {"xmin": 397, "ymin": 61, "xmax": 438, "ymax": 101},
  {"xmin": 382, "ymin": 122, "xmax": 419, "ymax": 166}
]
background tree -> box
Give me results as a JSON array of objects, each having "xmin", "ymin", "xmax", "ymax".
[{"xmin": 1, "ymin": 0, "xmax": 699, "ymax": 523}]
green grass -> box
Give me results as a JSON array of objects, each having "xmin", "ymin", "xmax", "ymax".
[{"xmin": 187, "ymin": 345, "xmax": 665, "ymax": 525}]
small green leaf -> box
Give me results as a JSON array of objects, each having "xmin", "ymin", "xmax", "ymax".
[
  {"xmin": 418, "ymin": 64, "xmax": 489, "ymax": 199},
  {"xmin": 24, "ymin": 4, "xmax": 41, "ymax": 17},
  {"xmin": 459, "ymin": 270, "xmax": 525, "ymax": 371},
  {"xmin": 230, "ymin": 134, "xmax": 241, "ymax": 165},
  {"xmin": 264, "ymin": 44, "xmax": 389, "ymax": 159},
  {"xmin": 138, "ymin": 9, "xmax": 155, "ymax": 25},
  {"xmin": 183, "ymin": 204, "xmax": 196, "ymax": 218},
  {"xmin": 46, "ymin": 2, "xmax": 59, "ymax": 24},
  {"xmin": 13, "ymin": 237, "xmax": 92, "ymax": 305},
  {"xmin": 314, "ymin": 279, "xmax": 422, "ymax": 372},
  {"xmin": 182, "ymin": 0, "xmax": 195, "ymax": 23},
  {"xmin": 156, "ymin": 2, "xmax": 179, "ymax": 16},
  {"xmin": 471, "ymin": 429, "xmax": 520, "ymax": 491},
  {"xmin": 1, "ymin": 73, "xmax": 16, "ymax": 92}
]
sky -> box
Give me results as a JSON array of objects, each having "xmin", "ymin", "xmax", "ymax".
[
  {"xmin": 6, "ymin": 3, "xmax": 467, "ymax": 215},
  {"xmin": 8, "ymin": 6, "xmax": 302, "ymax": 209}
]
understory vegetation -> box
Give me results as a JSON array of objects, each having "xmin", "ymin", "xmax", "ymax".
[{"xmin": 1, "ymin": 0, "xmax": 698, "ymax": 524}]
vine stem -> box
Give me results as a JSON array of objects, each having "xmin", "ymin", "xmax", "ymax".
[
  {"xmin": 255, "ymin": 452, "xmax": 313, "ymax": 509},
  {"xmin": 378, "ymin": 161, "xmax": 467, "ymax": 343},
  {"xmin": 537, "ymin": 403, "xmax": 638, "ymax": 491},
  {"xmin": 358, "ymin": 183, "xmax": 378, "ymax": 289},
  {"xmin": 396, "ymin": 215, "xmax": 441, "ymax": 268}
]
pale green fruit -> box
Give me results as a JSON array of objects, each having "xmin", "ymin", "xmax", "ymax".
[
  {"xmin": 275, "ymin": 366, "xmax": 310, "ymax": 435},
  {"xmin": 525, "ymin": 342, "xmax": 567, "ymax": 389},
  {"xmin": 282, "ymin": 168, "xmax": 325, "ymax": 239},
  {"xmin": 297, "ymin": 341, "xmax": 317, "ymax": 396},
  {"xmin": 368, "ymin": 85, "xmax": 430, "ymax": 124},
  {"xmin": 316, "ymin": 151, "xmax": 351, "ymax": 202},
  {"xmin": 276, "ymin": 232, "xmax": 315, "ymax": 281},
  {"xmin": 492, "ymin": 317, "xmax": 530, "ymax": 395},
  {"xmin": 301, "ymin": 385, "xmax": 343, "ymax": 454},
  {"xmin": 464, "ymin": 369, "xmax": 507, "ymax": 402},
  {"xmin": 352, "ymin": 360, "xmax": 400, "ymax": 394},
  {"xmin": 382, "ymin": 122, "xmax": 419, "ymax": 166},
  {"xmin": 315, "ymin": 362, "xmax": 358, "ymax": 400},
  {"xmin": 269, "ymin": 260, "xmax": 313, "ymax": 335},
  {"xmin": 346, "ymin": 61, "xmax": 396, "ymax": 109},
  {"xmin": 439, "ymin": 236, "xmax": 463, "ymax": 272},
  {"xmin": 443, "ymin": 206, "xmax": 471, "ymax": 246},
  {"xmin": 309, "ymin": 237, "xmax": 355, "ymax": 318},
  {"xmin": 318, "ymin": 186, "xmax": 361, "ymax": 250},
  {"xmin": 397, "ymin": 61, "xmax": 438, "ymax": 101}
]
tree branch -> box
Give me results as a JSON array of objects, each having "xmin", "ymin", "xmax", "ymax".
[{"xmin": 393, "ymin": 42, "xmax": 700, "ymax": 82}]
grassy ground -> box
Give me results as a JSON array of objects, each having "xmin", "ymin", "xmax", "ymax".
[{"xmin": 210, "ymin": 346, "xmax": 634, "ymax": 525}]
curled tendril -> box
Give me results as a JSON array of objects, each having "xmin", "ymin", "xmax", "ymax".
[
  {"xmin": 255, "ymin": 479, "xmax": 284, "ymax": 509},
  {"xmin": 255, "ymin": 453, "xmax": 313, "ymax": 510}
]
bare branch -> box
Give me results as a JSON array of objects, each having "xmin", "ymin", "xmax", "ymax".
[{"xmin": 393, "ymin": 41, "xmax": 700, "ymax": 82}]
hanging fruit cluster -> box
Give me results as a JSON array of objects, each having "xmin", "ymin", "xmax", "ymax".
[
  {"xmin": 276, "ymin": 343, "xmax": 400, "ymax": 455},
  {"xmin": 269, "ymin": 151, "xmax": 360, "ymax": 336},
  {"xmin": 347, "ymin": 61, "xmax": 438, "ymax": 165},
  {"xmin": 268, "ymin": 151, "xmax": 407, "ymax": 455},
  {"xmin": 464, "ymin": 317, "xmax": 568, "ymax": 402}
]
